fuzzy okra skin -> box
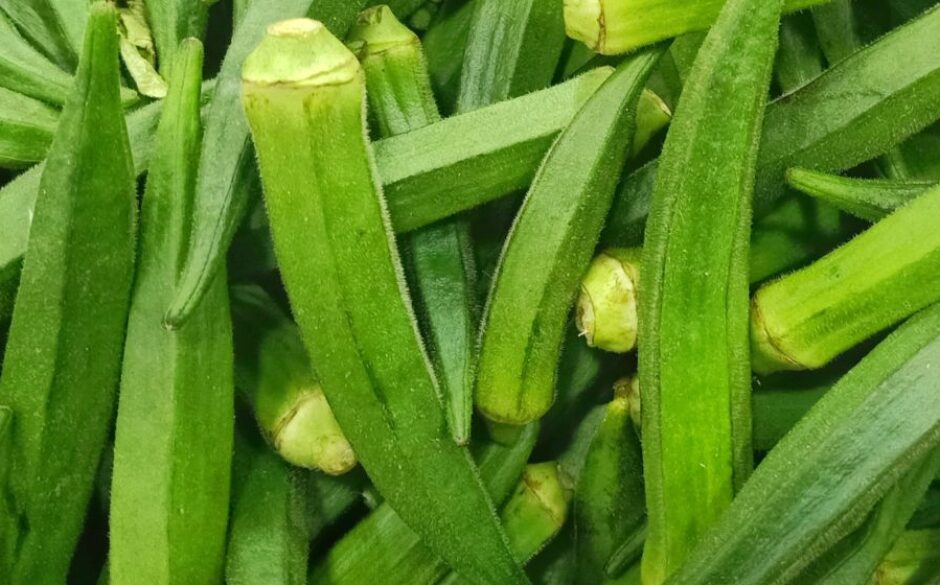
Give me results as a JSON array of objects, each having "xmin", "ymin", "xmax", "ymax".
[
  {"xmin": 786, "ymin": 167, "xmax": 933, "ymax": 222},
  {"xmin": 638, "ymin": 0, "xmax": 782, "ymax": 581},
  {"xmin": 231, "ymin": 284, "xmax": 355, "ymax": 474},
  {"xmin": 109, "ymin": 40, "xmax": 235, "ymax": 585},
  {"xmin": 668, "ymin": 302, "xmax": 940, "ymax": 585},
  {"xmin": 0, "ymin": 0, "xmax": 87, "ymax": 70},
  {"xmin": 0, "ymin": 5, "xmax": 137, "ymax": 582},
  {"xmin": 476, "ymin": 48, "xmax": 663, "ymax": 425},
  {"xmin": 0, "ymin": 85, "xmax": 57, "ymax": 168},
  {"xmin": 350, "ymin": 5, "xmax": 478, "ymax": 446},
  {"xmin": 752, "ymin": 183, "xmax": 940, "ymax": 374},
  {"xmin": 242, "ymin": 20, "xmax": 527, "ymax": 585},
  {"xmin": 145, "ymin": 0, "xmax": 212, "ymax": 78}
]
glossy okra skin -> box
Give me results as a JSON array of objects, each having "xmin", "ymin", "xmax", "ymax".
[
  {"xmin": 0, "ymin": 6, "xmax": 137, "ymax": 582},
  {"xmin": 751, "ymin": 183, "xmax": 940, "ymax": 374},
  {"xmin": 109, "ymin": 40, "xmax": 235, "ymax": 585},
  {"xmin": 242, "ymin": 20, "xmax": 526, "ymax": 585},
  {"xmin": 350, "ymin": 5, "xmax": 478, "ymax": 445},
  {"xmin": 0, "ymin": 86, "xmax": 57, "ymax": 168},
  {"xmin": 231, "ymin": 284, "xmax": 355, "ymax": 474},
  {"xmin": 669, "ymin": 303, "xmax": 940, "ymax": 585},
  {"xmin": 476, "ymin": 48, "xmax": 663, "ymax": 425},
  {"xmin": 786, "ymin": 167, "xmax": 933, "ymax": 222},
  {"xmin": 638, "ymin": 0, "xmax": 782, "ymax": 580}
]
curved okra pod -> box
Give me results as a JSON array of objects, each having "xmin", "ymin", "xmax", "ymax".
[
  {"xmin": 0, "ymin": 5, "xmax": 137, "ymax": 582},
  {"xmin": 751, "ymin": 183, "xmax": 940, "ymax": 374},
  {"xmin": 668, "ymin": 302, "xmax": 940, "ymax": 585},
  {"xmin": 786, "ymin": 167, "xmax": 933, "ymax": 222},
  {"xmin": 0, "ymin": 86, "xmax": 57, "ymax": 168},
  {"xmin": 109, "ymin": 40, "xmax": 234, "ymax": 585},
  {"xmin": 242, "ymin": 20, "xmax": 528, "ymax": 585},
  {"xmin": 231, "ymin": 284, "xmax": 355, "ymax": 474},
  {"xmin": 576, "ymin": 248, "xmax": 641, "ymax": 354},
  {"xmin": 349, "ymin": 5, "xmax": 478, "ymax": 445},
  {"xmin": 476, "ymin": 47, "xmax": 664, "ymax": 425},
  {"xmin": 638, "ymin": 0, "xmax": 783, "ymax": 580}
]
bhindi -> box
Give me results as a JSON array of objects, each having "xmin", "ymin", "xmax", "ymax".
[{"xmin": 786, "ymin": 167, "xmax": 933, "ymax": 222}]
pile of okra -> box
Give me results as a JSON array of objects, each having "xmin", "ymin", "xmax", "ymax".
[{"xmin": 3, "ymin": 0, "xmax": 940, "ymax": 583}]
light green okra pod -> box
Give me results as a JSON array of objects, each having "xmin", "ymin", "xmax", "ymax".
[
  {"xmin": 0, "ymin": 5, "xmax": 136, "ymax": 582},
  {"xmin": 242, "ymin": 19, "xmax": 527, "ymax": 585},
  {"xmin": 786, "ymin": 167, "xmax": 933, "ymax": 222},
  {"xmin": 638, "ymin": 0, "xmax": 782, "ymax": 581},
  {"xmin": 109, "ymin": 40, "xmax": 234, "ymax": 585}
]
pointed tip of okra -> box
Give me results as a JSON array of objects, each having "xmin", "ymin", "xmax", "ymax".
[
  {"xmin": 347, "ymin": 5, "xmax": 420, "ymax": 57},
  {"xmin": 575, "ymin": 249, "xmax": 641, "ymax": 353},
  {"xmin": 241, "ymin": 18, "xmax": 360, "ymax": 89},
  {"xmin": 274, "ymin": 388, "xmax": 358, "ymax": 475}
]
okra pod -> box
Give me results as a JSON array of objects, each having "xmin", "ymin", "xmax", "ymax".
[
  {"xmin": 774, "ymin": 12, "xmax": 825, "ymax": 93},
  {"xmin": 576, "ymin": 248, "xmax": 641, "ymax": 354},
  {"xmin": 350, "ymin": 5, "xmax": 478, "ymax": 445},
  {"xmin": 668, "ymin": 302, "xmax": 940, "ymax": 585},
  {"xmin": 873, "ymin": 529, "xmax": 940, "ymax": 584},
  {"xmin": 751, "ymin": 385, "xmax": 828, "ymax": 452},
  {"xmin": 231, "ymin": 284, "xmax": 355, "ymax": 474},
  {"xmin": 477, "ymin": 47, "xmax": 663, "ymax": 425},
  {"xmin": 0, "ymin": 6, "xmax": 136, "ymax": 581},
  {"xmin": 422, "ymin": 0, "xmax": 473, "ymax": 113},
  {"xmin": 0, "ymin": 86, "xmax": 57, "ymax": 168},
  {"xmin": 145, "ymin": 0, "xmax": 212, "ymax": 77},
  {"xmin": 242, "ymin": 20, "xmax": 526, "ymax": 584},
  {"xmin": 751, "ymin": 183, "xmax": 940, "ymax": 374},
  {"xmin": 638, "ymin": 0, "xmax": 782, "ymax": 581},
  {"xmin": 0, "ymin": 0, "xmax": 86, "ymax": 70},
  {"xmin": 109, "ymin": 40, "xmax": 234, "ymax": 585},
  {"xmin": 786, "ymin": 167, "xmax": 933, "ymax": 222}
]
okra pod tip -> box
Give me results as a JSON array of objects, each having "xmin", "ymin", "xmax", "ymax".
[{"xmin": 274, "ymin": 387, "xmax": 357, "ymax": 475}]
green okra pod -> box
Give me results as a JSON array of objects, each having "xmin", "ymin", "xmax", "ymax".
[
  {"xmin": 786, "ymin": 167, "xmax": 933, "ymax": 222},
  {"xmin": 242, "ymin": 20, "xmax": 527, "ymax": 585},
  {"xmin": 349, "ymin": 5, "xmax": 478, "ymax": 446},
  {"xmin": 421, "ymin": 0, "xmax": 473, "ymax": 114},
  {"xmin": 0, "ymin": 86, "xmax": 57, "ymax": 168},
  {"xmin": 774, "ymin": 11, "xmax": 825, "ymax": 93},
  {"xmin": 476, "ymin": 47, "xmax": 663, "ymax": 425},
  {"xmin": 232, "ymin": 284, "xmax": 355, "ymax": 474},
  {"xmin": 109, "ymin": 40, "xmax": 234, "ymax": 585},
  {"xmin": 0, "ymin": 0, "xmax": 87, "ymax": 70},
  {"xmin": 576, "ymin": 248, "xmax": 641, "ymax": 354},
  {"xmin": 0, "ymin": 5, "xmax": 136, "ymax": 582},
  {"xmin": 751, "ymin": 183, "xmax": 940, "ymax": 374},
  {"xmin": 145, "ymin": 0, "xmax": 212, "ymax": 77},
  {"xmin": 873, "ymin": 529, "xmax": 940, "ymax": 584},
  {"xmin": 638, "ymin": 0, "xmax": 783, "ymax": 581},
  {"xmin": 668, "ymin": 302, "xmax": 940, "ymax": 585}
]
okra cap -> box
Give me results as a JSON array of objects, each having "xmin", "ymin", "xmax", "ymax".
[
  {"xmin": 274, "ymin": 387, "xmax": 357, "ymax": 475},
  {"xmin": 576, "ymin": 248, "xmax": 641, "ymax": 353},
  {"xmin": 347, "ymin": 5, "xmax": 420, "ymax": 57}
]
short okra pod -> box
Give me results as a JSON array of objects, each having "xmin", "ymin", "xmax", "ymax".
[
  {"xmin": 231, "ymin": 284, "xmax": 355, "ymax": 475},
  {"xmin": 242, "ymin": 20, "xmax": 527, "ymax": 585},
  {"xmin": 786, "ymin": 167, "xmax": 933, "ymax": 222},
  {"xmin": 751, "ymin": 183, "xmax": 940, "ymax": 374},
  {"xmin": 0, "ymin": 5, "xmax": 137, "ymax": 582},
  {"xmin": 476, "ymin": 47, "xmax": 664, "ymax": 425}
]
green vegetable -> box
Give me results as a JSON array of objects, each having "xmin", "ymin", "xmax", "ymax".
[
  {"xmin": 476, "ymin": 47, "xmax": 663, "ymax": 425},
  {"xmin": 231, "ymin": 284, "xmax": 355, "ymax": 474},
  {"xmin": 751, "ymin": 183, "xmax": 940, "ymax": 374},
  {"xmin": 145, "ymin": 0, "xmax": 211, "ymax": 77},
  {"xmin": 0, "ymin": 0, "xmax": 87, "ymax": 70},
  {"xmin": 751, "ymin": 385, "xmax": 828, "ymax": 451},
  {"xmin": 668, "ymin": 302, "xmax": 940, "ymax": 585},
  {"xmin": 0, "ymin": 86, "xmax": 57, "ymax": 168},
  {"xmin": 576, "ymin": 248, "xmax": 641, "ymax": 354},
  {"xmin": 421, "ymin": 0, "xmax": 473, "ymax": 114},
  {"xmin": 786, "ymin": 167, "xmax": 933, "ymax": 222},
  {"xmin": 774, "ymin": 11, "xmax": 824, "ymax": 93},
  {"xmin": 0, "ymin": 6, "xmax": 136, "ymax": 581},
  {"xmin": 350, "ymin": 5, "xmax": 478, "ymax": 445},
  {"xmin": 605, "ymin": 524, "xmax": 647, "ymax": 579},
  {"xmin": 638, "ymin": 0, "xmax": 782, "ymax": 580},
  {"xmin": 242, "ymin": 20, "xmax": 526, "ymax": 585},
  {"xmin": 109, "ymin": 40, "xmax": 233, "ymax": 585},
  {"xmin": 873, "ymin": 529, "xmax": 940, "ymax": 584}
]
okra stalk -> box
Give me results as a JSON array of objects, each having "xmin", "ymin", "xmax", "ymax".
[
  {"xmin": 0, "ymin": 86, "xmax": 57, "ymax": 168},
  {"xmin": 109, "ymin": 40, "xmax": 234, "ymax": 585},
  {"xmin": 231, "ymin": 284, "xmax": 355, "ymax": 475},
  {"xmin": 242, "ymin": 20, "xmax": 527, "ymax": 585},
  {"xmin": 638, "ymin": 0, "xmax": 783, "ymax": 581},
  {"xmin": 476, "ymin": 47, "xmax": 663, "ymax": 425},
  {"xmin": 350, "ymin": 5, "xmax": 478, "ymax": 446},
  {"xmin": 751, "ymin": 183, "xmax": 940, "ymax": 374},
  {"xmin": 0, "ymin": 6, "xmax": 137, "ymax": 582},
  {"xmin": 786, "ymin": 167, "xmax": 933, "ymax": 222},
  {"xmin": 667, "ymin": 302, "xmax": 940, "ymax": 585}
]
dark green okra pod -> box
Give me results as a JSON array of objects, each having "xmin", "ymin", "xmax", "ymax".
[
  {"xmin": 873, "ymin": 529, "xmax": 940, "ymax": 584},
  {"xmin": 476, "ymin": 48, "xmax": 663, "ymax": 425},
  {"xmin": 349, "ymin": 6, "xmax": 478, "ymax": 445},
  {"xmin": 786, "ymin": 167, "xmax": 933, "ymax": 222},
  {"xmin": 773, "ymin": 12, "xmax": 825, "ymax": 93},
  {"xmin": 109, "ymin": 40, "xmax": 235, "ymax": 585},
  {"xmin": 242, "ymin": 20, "xmax": 527, "ymax": 585},
  {"xmin": 638, "ymin": 0, "xmax": 782, "ymax": 580},
  {"xmin": 0, "ymin": 5, "xmax": 136, "ymax": 582},
  {"xmin": 231, "ymin": 284, "xmax": 355, "ymax": 474}
]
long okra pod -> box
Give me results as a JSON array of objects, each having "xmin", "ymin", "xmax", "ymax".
[
  {"xmin": 638, "ymin": 0, "xmax": 782, "ymax": 581},
  {"xmin": 786, "ymin": 167, "xmax": 933, "ymax": 222},
  {"xmin": 668, "ymin": 302, "xmax": 940, "ymax": 585},
  {"xmin": 231, "ymin": 284, "xmax": 355, "ymax": 474},
  {"xmin": 109, "ymin": 40, "xmax": 235, "ymax": 585},
  {"xmin": 0, "ymin": 86, "xmax": 57, "ymax": 168},
  {"xmin": 242, "ymin": 20, "xmax": 527, "ymax": 585},
  {"xmin": 422, "ymin": 0, "xmax": 473, "ymax": 113},
  {"xmin": 751, "ymin": 183, "xmax": 940, "ymax": 374},
  {"xmin": 349, "ymin": 6, "xmax": 478, "ymax": 445},
  {"xmin": 476, "ymin": 48, "xmax": 663, "ymax": 424},
  {"xmin": 0, "ymin": 5, "xmax": 136, "ymax": 582}
]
